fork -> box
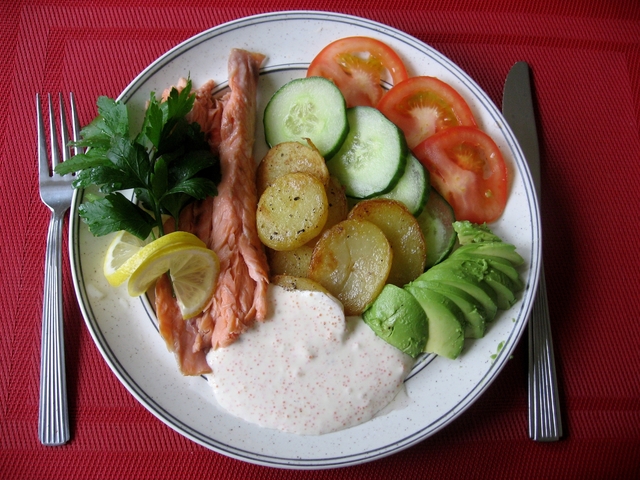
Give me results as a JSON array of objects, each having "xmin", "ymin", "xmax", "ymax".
[{"xmin": 36, "ymin": 92, "xmax": 80, "ymax": 446}]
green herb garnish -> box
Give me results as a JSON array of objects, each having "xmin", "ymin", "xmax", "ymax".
[{"xmin": 56, "ymin": 79, "xmax": 219, "ymax": 240}]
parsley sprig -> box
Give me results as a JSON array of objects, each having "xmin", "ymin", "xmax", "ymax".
[{"xmin": 56, "ymin": 79, "xmax": 219, "ymax": 240}]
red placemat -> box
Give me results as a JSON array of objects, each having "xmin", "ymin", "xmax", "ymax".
[{"xmin": 2, "ymin": 1, "xmax": 640, "ymax": 478}]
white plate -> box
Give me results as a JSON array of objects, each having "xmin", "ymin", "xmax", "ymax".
[{"xmin": 69, "ymin": 11, "xmax": 540, "ymax": 469}]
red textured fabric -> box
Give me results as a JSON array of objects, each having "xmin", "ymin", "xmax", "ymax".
[{"xmin": 2, "ymin": 0, "xmax": 640, "ymax": 478}]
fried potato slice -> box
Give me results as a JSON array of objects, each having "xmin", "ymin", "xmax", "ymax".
[
  {"xmin": 271, "ymin": 274, "xmax": 332, "ymax": 296},
  {"xmin": 267, "ymin": 244, "xmax": 314, "ymax": 278},
  {"xmin": 257, "ymin": 172, "xmax": 328, "ymax": 251},
  {"xmin": 307, "ymin": 176, "xmax": 349, "ymax": 247},
  {"xmin": 257, "ymin": 141, "xmax": 330, "ymax": 196},
  {"xmin": 309, "ymin": 219, "xmax": 392, "ymax": 316},
  {"xmin": 322, "ymin": 176, "xmax": 349, "ymax": 231},
  {"xmin": 348, "ymin": 198, "xmax": 426, "ymax": 286}
]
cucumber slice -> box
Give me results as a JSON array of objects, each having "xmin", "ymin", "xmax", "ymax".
[
  {"xmin": 378, "ymin": 152, "xmax": 430, "ymax": 216},
  {"xmin": 327, "ymin": 106, "xmax": 407, "ymax": 199},
  {"xmin": 263, "ymin": 77, "xmax": 348, "ymax": 159},
  {"xmin": 416, "ymin": 189, "xmax": 457, "ymax": 268}
]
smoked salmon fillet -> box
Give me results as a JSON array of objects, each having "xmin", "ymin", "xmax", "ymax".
[
  {"xmin": 155, "ymin": 49, "xmax": 268, "ymax": 375},
  {"xmin": 207, "ymin": 49, "xmax": 269, "ymax": 349}
]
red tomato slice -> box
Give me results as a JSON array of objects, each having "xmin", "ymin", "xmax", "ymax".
[
  {"xmin": 307, "ymin": 36, "xmax": 408, "ymax": 108},
  {"xmin": 377, "ymin": 76, "xmax": 477, "ymax": 149},
  {"xmin": 413, "ymin": 126, "xmax": 508, "ymax": 224}
]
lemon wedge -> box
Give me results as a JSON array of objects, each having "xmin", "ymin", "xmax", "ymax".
[
  {"xmin": 104, "ymin": 230, "xmax": 206, "ymax": 287},
  {"xmin": 103, "ymin": 231, "xmax": 145, "ymax": 286},
  {"xmin": 127, "ymin": 244, "xmax": 220, "ymax": 319}
]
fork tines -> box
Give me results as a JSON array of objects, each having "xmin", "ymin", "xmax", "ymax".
[{"xmin": 36, "ymin": 92, "xmax": 81, "ymax": 179}]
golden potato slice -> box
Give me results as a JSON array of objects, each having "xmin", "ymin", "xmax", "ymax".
[
  {"xmin": 309, "ymin": 219, "xmax": 392, "ymax": 316},
  {"xmin": 348, "ymin": 198, "xmax": 426, "ymax": 286},
  {"xmin": 257, "ymin": 141, "xmax": 330, "ymax": 196},
  {"xmin": 323, "ymin": 176, "xmax": 349, "ymax": 231},
  {"xmin": 257, "ymin": 172, "xmax": 328, "ymax": 251},
  {"xmin": 267, "ymin": 244, "xmax": 314, "ymax": 278},
  {"xmin": 307, "ymin": 176, "xmax": 349, "ymax": 247},
  {"xmin": 271, "ymin": 274, "xmax": 332, "ymax": 296}
]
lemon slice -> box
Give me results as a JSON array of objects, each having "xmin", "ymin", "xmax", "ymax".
[
  {"xmin": 104, "ymin": 230, "xmax": 206, "ymax": 287},
  {"xmin": 127, "ymin": 244, "xmax": 220, "ymax": 319},
  {"xmin": 103, "ymin": 231, "xmax": 145, "ymax": 286}
]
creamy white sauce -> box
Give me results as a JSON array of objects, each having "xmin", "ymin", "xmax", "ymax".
[{"xmin": 206, "ymin": 285, "xmax": 414, "ymax": 435}]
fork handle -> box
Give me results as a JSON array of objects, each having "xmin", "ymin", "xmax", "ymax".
[
  {"xmin": 528, "ymin": 265, "xmax": 563, "ymax": 441},
  {"xmin": 38, "ymin": 210, "xmax": 70, "ymax": 446}
]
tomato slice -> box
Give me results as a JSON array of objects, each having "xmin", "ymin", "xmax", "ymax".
[
  {"xmin": 413, "ymin": 126, "xmax": 508, "ymax": 224},
  {"xmin": 377, "ymin": 76, "xmax": 477, "ymax": 149},
  {"xmin": 307, "ymin": 36, "xmax": 408, "ymax": 108}
]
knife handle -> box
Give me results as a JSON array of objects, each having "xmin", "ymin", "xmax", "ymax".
[{"xmin": 528, "ymin": 265, "xmax": 563, "ymax": 441}]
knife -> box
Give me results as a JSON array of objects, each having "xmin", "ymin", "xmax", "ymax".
[{"xmin": 502, "ymin": 62, "xmax": 563, "ymax": 441}]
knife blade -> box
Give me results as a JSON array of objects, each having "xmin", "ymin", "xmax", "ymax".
[{"xmin": 502, "ymin": 61, "xmax": 563, "ymax": 441}]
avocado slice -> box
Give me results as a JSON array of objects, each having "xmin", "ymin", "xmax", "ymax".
[
  {"xmin": 362, "ymin": 284, "xmax": 428, "ymax": 358},
  {"xmin": 417, "ymin": 280, "xmax": 487, "ymax": 339},
  {"xmin": 405, "ymin": 286, "xmax": 465, "ymax": 359},
  {"xmin": 484, "ymin": 257, "xmax": 524, "ymax": 293},
  {"xmin": 466, "ymin": 258, "xmax": 517, "ymax": 309},
  {"xmin": 453, "ymin": 220, "xmax": 502, "ymax": 244},
  {"xmin": 468, "ymin": 254, "xmax": 525, "ymax": 291},
  {"xmin": 414, "ymin": 261, "xmax": 499, "ymax": 321},
  {"xmin": 451, "ymin": 242, "xmax": 524, "ymax": 267},
  {"xmin": 483, "ymin": 273, "xmax": 517, "ymax": 310},
  {"xmin": 426, "ymin": 256, "xmax": 522, "ymax": 310}
]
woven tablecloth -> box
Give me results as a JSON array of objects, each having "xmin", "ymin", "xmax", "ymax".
[{"xmin": 2, "ymin": 1, "xmax": 639, "ymax": 478}]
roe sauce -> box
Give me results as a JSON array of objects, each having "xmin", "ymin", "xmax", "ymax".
[{"xmin": 206, "ymin": 285, "xmax": 413, "ymax": 435}]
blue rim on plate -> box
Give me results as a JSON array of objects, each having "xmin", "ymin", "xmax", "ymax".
[{"xmin": 69, "ymin": 11, "xmax": 540, "ymax": 469}]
